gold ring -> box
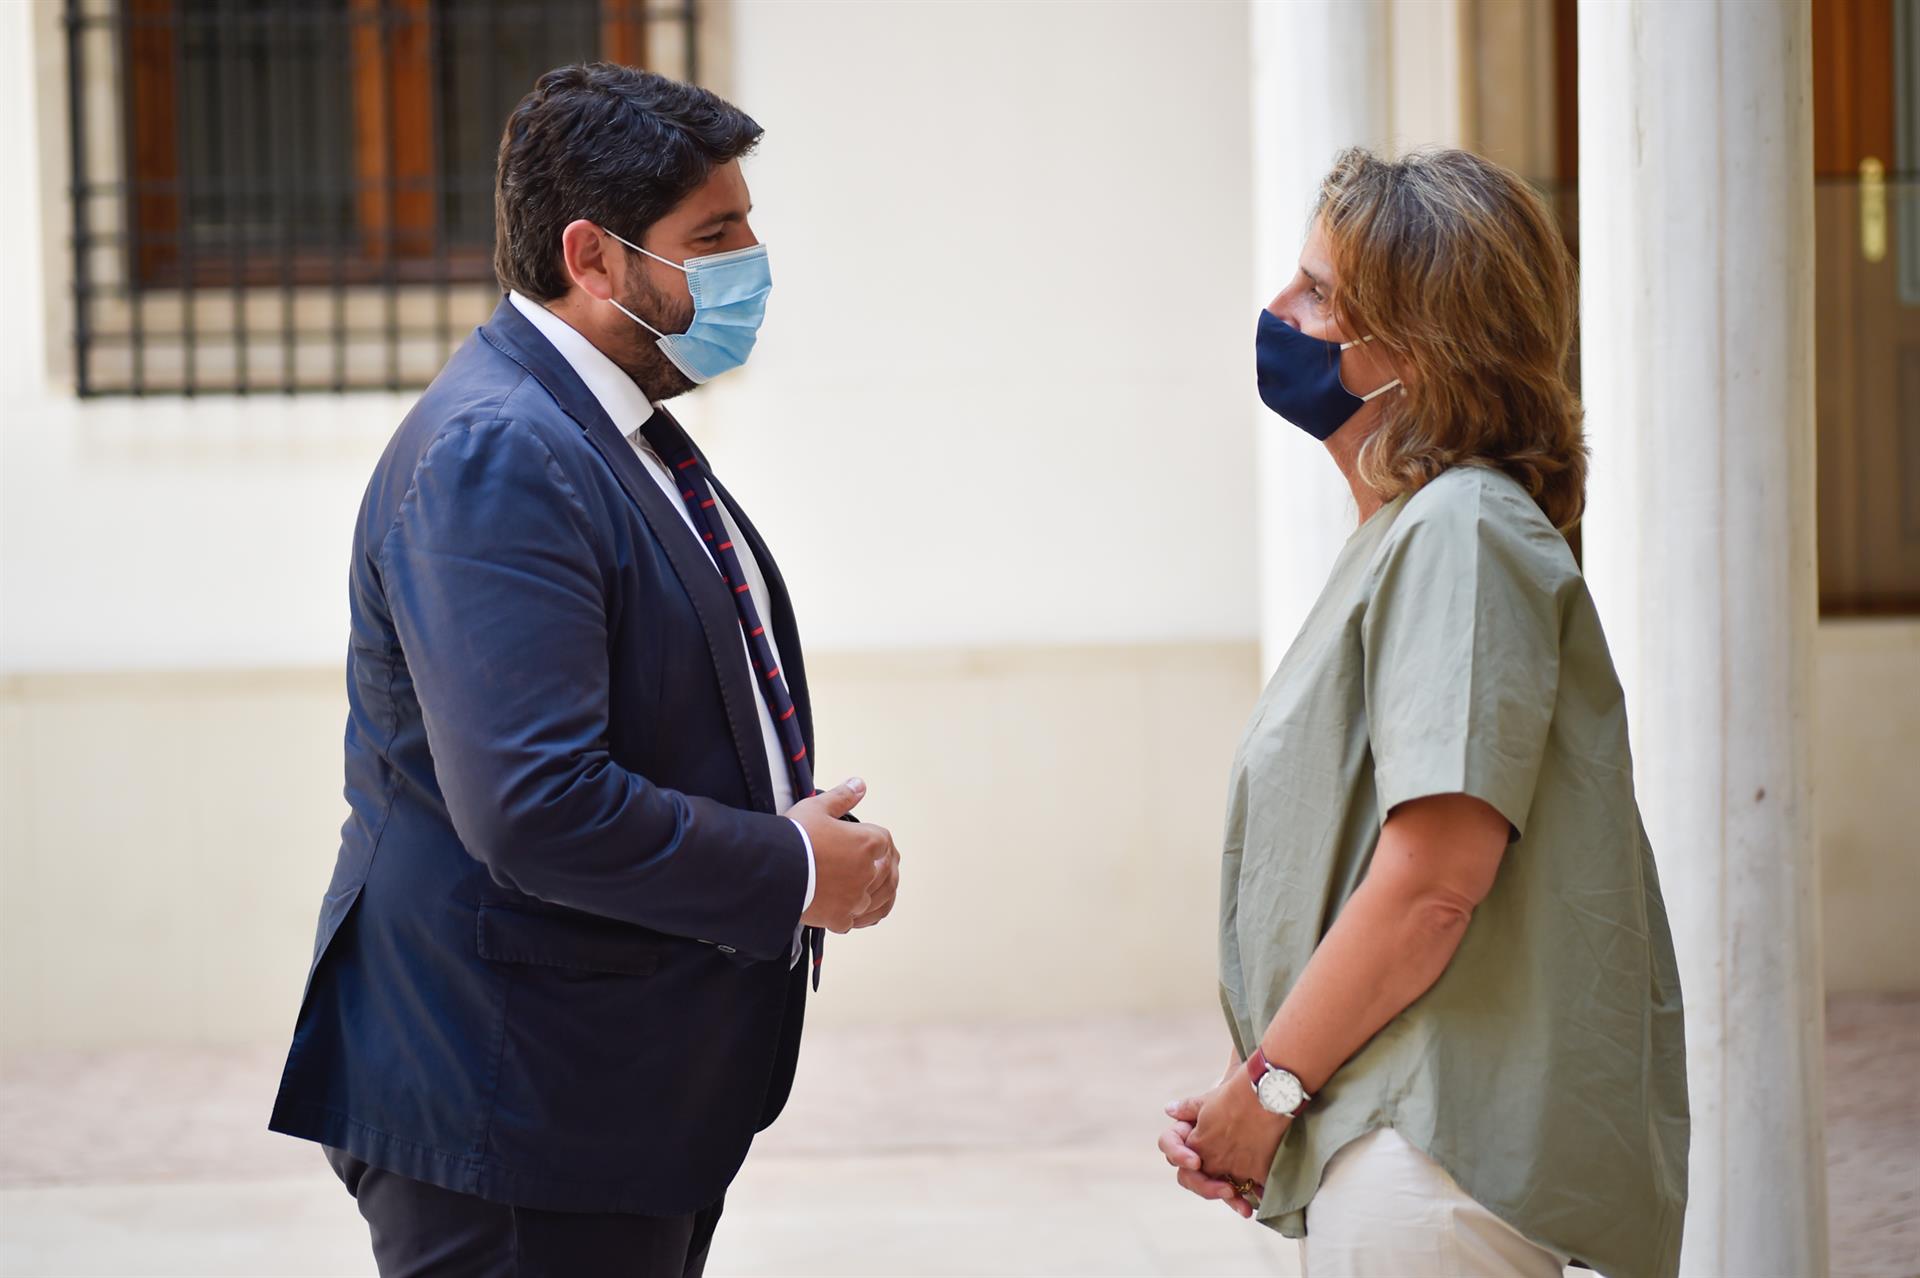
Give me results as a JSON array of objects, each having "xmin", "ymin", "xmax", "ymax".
[{"xmin": 1231, "ymin": 1177, "xmax": 1261, "ymax": 1200}]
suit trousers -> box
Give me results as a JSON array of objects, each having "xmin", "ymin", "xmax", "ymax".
[
  {"xmin": 1301, "ymin": 1128, "xmax": 1569, "ymax": 1278},
  {"xmin": 325, "ymin": 1148, "xmax": 724, "ymax": 1278}
]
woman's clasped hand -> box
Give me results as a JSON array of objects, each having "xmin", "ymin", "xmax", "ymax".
[{"xmin": 1158, "ymin": 1067, "xmax": 1290, "ymax": 1219}]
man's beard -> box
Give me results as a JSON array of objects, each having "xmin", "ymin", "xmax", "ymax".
[{"xmin": 609, "ymin": 272, "xmax": 697, "ymax": 403}]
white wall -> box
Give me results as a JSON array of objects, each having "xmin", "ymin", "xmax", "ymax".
[
  {"xmin": 1, "ymin": 0, "xmax": 1258, "ymax": 672},
  {"xmin": 0, "ymin": 0, "xmax": 1914, "ymax": 1054},
  {"xmin": 696, "ymin": 0, "xmax": 1257, "ymax": 650},
  {"xmin": 1815, "ymin": 620, "xmax": 1920, "ymax": 993},
  {"xmin": 0, "ymin": 0, "xmax": 1270, "ymax": 1048},
  {"xmin": 0, "ymin": 645, "xmax": 1265, "ymax": 1048},
  {"xmin": 3, "ymin": 0, "xmax": 407, "ymax": 673}
]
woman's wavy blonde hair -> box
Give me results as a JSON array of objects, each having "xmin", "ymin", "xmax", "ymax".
[{"xmin": 1315, "ymin": 147, "xmax": 1587, "ymax": 530}]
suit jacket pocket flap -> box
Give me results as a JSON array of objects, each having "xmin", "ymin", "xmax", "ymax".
[{"xmin": 475, "ymin": 905, "xmax": 664, "ymax": 976}]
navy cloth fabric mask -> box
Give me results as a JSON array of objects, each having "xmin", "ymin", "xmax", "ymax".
[{"xmin": 1255, "ymin": 308, "xmax": 1402, "ymax": 440}]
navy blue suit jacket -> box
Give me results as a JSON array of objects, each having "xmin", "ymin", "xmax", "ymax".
[{"xmin": 270, "ymin": 298, "xmax": 815, "ymax": 1215}]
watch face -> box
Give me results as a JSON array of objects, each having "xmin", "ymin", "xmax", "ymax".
[{"xmin": 1257, "ymin": 1068, "xmax": 1305, "ymax": 1115}]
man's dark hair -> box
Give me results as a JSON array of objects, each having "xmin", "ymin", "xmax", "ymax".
[{"xmin": 494, "ymin": 63, "xmax": 763, "ymax": 301}]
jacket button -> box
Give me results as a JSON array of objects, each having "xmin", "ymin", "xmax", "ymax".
[{"xmin": 718, "ymin": 945, "xmax": 737, "ymax": 955}]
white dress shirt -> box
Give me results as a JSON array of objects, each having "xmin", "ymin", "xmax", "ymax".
[{"xmin": 508, "ymin": 292, "xmax": 816, "ymax": 946}]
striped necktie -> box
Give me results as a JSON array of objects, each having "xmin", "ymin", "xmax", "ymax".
[{"xmin": 639, "ymin": 408, "xmax": 825, "ymax": 989}]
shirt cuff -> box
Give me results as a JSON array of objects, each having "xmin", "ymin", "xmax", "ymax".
[{"xmin": 789, "ymin": 816, "xmax": 817, "ymax": 914}]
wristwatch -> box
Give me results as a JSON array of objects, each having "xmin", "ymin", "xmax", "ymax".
[{"xmin": 1245, "ymin": 1048, "xmax": 1312, "ymax": 1117}]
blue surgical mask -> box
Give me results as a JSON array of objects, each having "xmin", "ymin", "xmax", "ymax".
[
  {"xmin": 1255, "ymin": 309, "xmax": 1402, "ymax": 440},
  {"xmin": 600, "ymin": 227, "xmax": 771, "ymax": 384}
]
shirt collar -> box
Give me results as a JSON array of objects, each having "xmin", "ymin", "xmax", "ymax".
[{"xmin": 507, "ymin": 290, "xmax": 655, "ymax": 438}]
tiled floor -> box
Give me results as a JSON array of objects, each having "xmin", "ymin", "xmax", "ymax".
[
  {"xmin": 1825, "ymin": 995, "xmax": 1920, "ymax": 1278},
  {"xmin": 2, "ymin": 999, "xmax": 1913, "ymax": 1277}
]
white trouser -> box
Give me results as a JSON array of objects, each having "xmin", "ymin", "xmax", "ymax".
[{"xmin": 1301, "ymin": 1127, "xmax": 1570, "ymax": 1278}]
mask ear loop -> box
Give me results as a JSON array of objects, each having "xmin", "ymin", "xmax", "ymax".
[
  {"xmin": 1359, "ymin": 378, "xmax": 1404, "ymax": 402},
  {"xmin": 609, "ymin": 296, "xmax": 667, "ymax": 339},
  {"xmin": 1337, "ymin": 333, "xmax": 1405, "ymax": 402},
  {"xmin": 597, "ymin": 223, "xmax": 690, "ymax": 340},
  {"xmin": 599, "ymin": 225, "xmax": 690, "ymax": 273}
]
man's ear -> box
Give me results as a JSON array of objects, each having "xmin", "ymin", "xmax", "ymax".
[{"xmin": 559, "ymin": 219, "xmax": 617, "ymax": 302}]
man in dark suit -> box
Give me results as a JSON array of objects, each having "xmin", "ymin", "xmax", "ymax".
[{"xmin": 269, "ymin": 63, "xmax": 901, "ymax": 1277}]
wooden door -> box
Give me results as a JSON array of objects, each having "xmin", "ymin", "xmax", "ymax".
[{"xmin": 1813, "ymin": 0, "xmax": 1920, "ymax": 614}]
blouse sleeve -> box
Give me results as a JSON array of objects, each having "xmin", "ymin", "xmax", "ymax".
[{"xmin": 1360, "ymin": 473, "xmax": 1564, "ymax": 838}]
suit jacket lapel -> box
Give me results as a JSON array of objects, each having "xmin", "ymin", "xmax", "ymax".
[{"xmin": 477, "ymin": 299, "xmax": 779, "ymax": 812}]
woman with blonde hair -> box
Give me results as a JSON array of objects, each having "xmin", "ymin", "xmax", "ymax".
[{"xmin": 1157, "ymin": 147, "xmax": 1689, "ymax": 1278}]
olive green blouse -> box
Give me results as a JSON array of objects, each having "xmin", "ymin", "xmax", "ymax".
[{"xmin": 1218, "ymin": 466, "xmax": 1689, "ymax": 1278}]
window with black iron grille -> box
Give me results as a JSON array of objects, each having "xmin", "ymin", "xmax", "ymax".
[{"xmin": 63, "ymin": 0, "xmax": 700, "ymax": 398}]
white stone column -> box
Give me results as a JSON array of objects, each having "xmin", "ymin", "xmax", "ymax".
[
  {"xmin": 1390, "ymin": 0, "xmax": 1465, "ymax": 154},
  {"xmin": 1251, "ymin": 0, "xmax": 1467, "ymax": 670},
  {"xmin": 1250, "ymin": 0, "xmax": 1393, "ymax": 670},
  {"xmin": 1577, "ymin": 4, "xmax": 1826, "ymax": 1275}
]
